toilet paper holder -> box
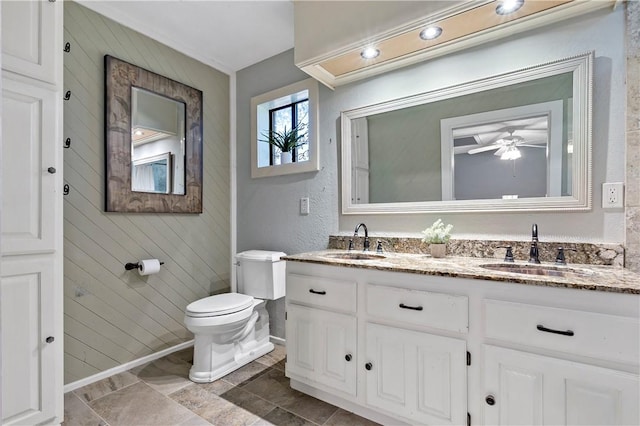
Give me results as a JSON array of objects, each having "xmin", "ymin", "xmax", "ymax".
[{"xmin": 125, "ymin": 261, "xmax": 164, "ymax": 271}]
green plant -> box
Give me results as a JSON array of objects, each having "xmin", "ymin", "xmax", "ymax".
[
  {"xmin": 421, "ymin": 219, "xmax": 453, "ymax": 244},
  {"xmin": 260, "ymin": 121, "xmax": 308, "ymax": 153}
]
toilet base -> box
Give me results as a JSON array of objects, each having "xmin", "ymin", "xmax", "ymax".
[
  {"xmin": 188, "ymin": 301, "xmax": 274, "ymax": 383},
  {"xmin": 188, "ymin": 339, "xmax": 274, "ymax": 383}
]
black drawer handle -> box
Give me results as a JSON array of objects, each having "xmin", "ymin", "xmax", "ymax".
[
  {"xmin": 309, "ymin": 289, "xmax": 326, "ymax": 295},
  {"xmin": 399, "ymin": 303, "xmax": 423, "ymax": 311},
  {"xmin": 536, "ymin": 324, "xmax": 574, "ymax": 337}
]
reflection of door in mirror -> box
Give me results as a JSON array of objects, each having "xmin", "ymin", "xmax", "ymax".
[
  {"xmin": 132, "ymin": 153, "xmax": 172, "ymax": 194},
  {"xmin": 131, "ymin": 87, "xmax": 186, "ymax": 195},
  {"xmin": 351, "ymin": 117, "xmax": 369, "ymax": 204},
  {"xmin": 441, "ymin": 100, "xmax": 565, "ymax": 201}
]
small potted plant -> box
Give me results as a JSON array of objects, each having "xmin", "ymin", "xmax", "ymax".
[
  {"xmin": 260, "ymin": 121, "xmax": 307, "ymax": 164},
  {"xmin": 421, "ymin": 219, "xmax": 453, "ymax": 258}
]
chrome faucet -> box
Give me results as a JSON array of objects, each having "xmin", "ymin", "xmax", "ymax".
[
  {"xmin": 350, "ymin": 223, "xmax": 370, "ymax": 252},
  {"xmin": 529, "ymin": 223, "xmax": 540, "ymax": 264}
]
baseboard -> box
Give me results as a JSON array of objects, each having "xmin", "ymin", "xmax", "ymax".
[
  {"xmin": 63, "ymin": 340, "xmax": 194, "ymax": 393},
  {"xmin": 270, "ymin": 335, "xmax": 285, "ymax": 346}
]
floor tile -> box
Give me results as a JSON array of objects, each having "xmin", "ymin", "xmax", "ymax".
[
  {"xmin": 221, "ymin": 360, "xmax": 272, "ymax": 386},
  {"xmin": 88, "ymin": 381, "xmax": 197, "ymax": 426},
  {"xmin": 62, "ymin": 392, "xmax": 108, "ymax": 426},
  {"xmin": 257, "ymin": 345, "xmax": 286, "ymax": 370},
  {"xmin": 170, "ymin": 381, "xmax": 239, "ymax": 412},
  {"xmin": 219, "ymin": 387, "xmax": 275, "ymax": 417},
  {"xmin": 280, "ymin": 393, "xmax": 338, "ymax": 424},
  {"xmin": 324, "ymin": 408, "xmax": 382, "ymax": 426},
  {"xmin": 173, "ymin": 388, "xmax": 262, "ymax": 426},
  {"xmin": 252, "ymin": 407, "xmax": 315, "ymax": 426},
  {"xmin": 241, "ymin": 369, "xmax": 305, "ymax": 406},
  {"xmin": 133, "ymin": 356, "xmax": 193, "ymax": 394},
  {"xmin": 73, "ymin": 371, "xmax": 139, "ymax": 403}
]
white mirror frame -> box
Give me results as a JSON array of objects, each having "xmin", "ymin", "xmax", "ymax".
[
  {"xmin": 340, "ymin": 52, "xmax": 592, "ymax": 214},
  {"xmin": 251, "ymin": 78, "xmax": 320, "ymax": 178}
]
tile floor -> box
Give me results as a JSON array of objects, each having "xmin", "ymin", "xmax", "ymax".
[{"xmin": 63, "ymin": 344, "xmax": 380, "ymax": 426}]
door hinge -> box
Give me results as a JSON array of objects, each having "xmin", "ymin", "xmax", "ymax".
[
  {"xmin": 467, "ymin": 351, "xmax": 471, "ymax": 366},
  {"xmin": 285, "ymin": 311, "xmax": 287, "ymax": 320},
  {"xmin": 467, "ymin": 412, "xmax": 471, "ymax": 426}
]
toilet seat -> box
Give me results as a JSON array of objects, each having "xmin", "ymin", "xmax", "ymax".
[{"xmin": 186, "ymin": 293, "xmax": 253, "ymax": 318}]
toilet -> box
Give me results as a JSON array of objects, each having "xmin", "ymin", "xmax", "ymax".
[{"xmin": 184, "ymin": 250, "xmax": 286, "ymax": 383}]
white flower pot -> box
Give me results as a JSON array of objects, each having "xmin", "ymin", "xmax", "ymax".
[
  {"xmin": 430, "ymin": 243, "xmax": 446, "ymax": 258},
  {"xmin": 281, "ymin": 151, "xmax": 293, "ymax": 164}
]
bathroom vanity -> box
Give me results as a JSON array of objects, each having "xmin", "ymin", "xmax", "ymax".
[{"xmin": 283, "ymin": 251, "xmax": 640, "ymax": 426}]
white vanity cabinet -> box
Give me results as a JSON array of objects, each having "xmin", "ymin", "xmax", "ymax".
[
  {"xmin": 285, "ymin": 259, "xmax": 640, "ymax": 426},
  {"xmin": 482, "ymin": 299, "xmax": 640, "ymax": 425},
  {"xmin": 285, "ymin": 273, "xmax": 358, "ymax": 397}
]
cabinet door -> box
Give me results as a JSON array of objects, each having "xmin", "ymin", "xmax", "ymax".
[
  {"xmin": 1, "ymin": 256, "xmax": 58, "ymax": 425},
  {"xmin": 365, "ymin": 322, "xmax": 467, "ymax": 425},
  {"xmin": 484, "ymin": 345, "xmax": 639, "ymax": 425},
  {"xmin": 1, "ymin": 77, "xmax": 58, "ymax": 255},
  {"xmin": 1, "ymin": 0, "xmax": 60, "ymax": 84},
  {"xmin": 286, "ymin": 304, "xmax": 357, "ymax": 396}
]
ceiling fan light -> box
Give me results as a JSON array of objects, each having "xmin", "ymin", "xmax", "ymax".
[
  {"xmin": 500, "ymin": 146, "xmax": 521, "ymax": 160},
  {"xmin": 420, "ymin": 26, "xmax": 442, "ymax": 40},
  {"xmin": 496, "ymin": 0, "xmax": 524, "ymax": 15}
]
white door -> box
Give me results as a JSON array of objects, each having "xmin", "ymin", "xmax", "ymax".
[
  {"xmin": 286, "ymin": 304, "xmax": 357, "ymax": 396},
  {"xmin": 1, "ymin": 77, "xmax": 58, "ymax": 255},
  {"xmin": 365, "ymin": 322, "xmax": 467, "ymax": 425},
  {"xmin": 484, "ymin": 345, "xmax": 639, "ymax": 425},
  {"xmin": 1, "ymin": 0, "xmax": 60, "ymax": 84},
  {"xmin": 1, "ymin": 256, "xmax": 57, "ymax": 425}
]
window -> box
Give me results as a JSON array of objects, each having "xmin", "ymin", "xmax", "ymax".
[
  {"xmin": 251, "ymin": 78, "xmax": 319, "ymax": 178},
  {"xmin": 268, "ymin": 99, "xmax": 309, "ymax": 165}
]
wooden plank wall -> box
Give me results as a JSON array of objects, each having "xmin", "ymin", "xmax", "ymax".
[{"xmin": 63, "ymin": 2, "xmax": 230, "ymax": 384}]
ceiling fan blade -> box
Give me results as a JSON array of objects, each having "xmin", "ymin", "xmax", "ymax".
[
  {"xmin": 519, "ymin": 144, "xmax": 546, "ymax": 148},
  {"xmin": 494, "ymin": 146, "xmax": 508, "ymax": 156},
  {"xmin": 468, "ymin": 144, "xmax": 500, "ymax": 155}
]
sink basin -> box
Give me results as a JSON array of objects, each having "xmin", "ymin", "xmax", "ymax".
[
  {"xmin": 324, "ymin": 252, "xmax": 386, "ymax": 260},
  {"xmin": 480, "ymin": 263, "xmax": 594, "ymax": 278}
]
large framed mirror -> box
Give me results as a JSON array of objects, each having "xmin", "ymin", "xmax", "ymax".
[
  {"xmin": 104, "ymin": 55, "xmax": 203, "ymax": 213},
  {"xmin": 341, "ymin": 52, "xmax": 592, "ymax": 214}
]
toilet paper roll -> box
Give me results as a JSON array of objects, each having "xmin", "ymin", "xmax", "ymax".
[{"xmin": 139, "ymin": 259, "xmax": 161, "ymax": 276}]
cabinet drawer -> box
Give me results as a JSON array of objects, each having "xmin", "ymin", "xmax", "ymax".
[
  {"xmin": 366, "ymin": 284, "xmax": 468, "ymax": 333},
  {"xmin": 287, "ymin": 273, "xmax": 356, "ymax": 313},
  {"xmin": 484, "ymin": 299, "xmax": 640, "ymax": 365}
]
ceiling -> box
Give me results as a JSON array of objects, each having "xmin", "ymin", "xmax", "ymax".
[{"xmin": 78, "ymin": 0, "xmax": 295, "ymax": 73}]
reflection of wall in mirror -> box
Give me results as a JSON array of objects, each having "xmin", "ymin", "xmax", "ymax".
[
  {"xmin": 362, "ymin": 72, "xmax": 573, "ymax": 204},
  {"xmin": 133, "ymin": 137, "xmax": 184, "ymax": 194}
]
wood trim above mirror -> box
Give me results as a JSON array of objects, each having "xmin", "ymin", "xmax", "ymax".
[{"xmin": 104, "ymin": 55, "xmax": 203, "ymax": 213}]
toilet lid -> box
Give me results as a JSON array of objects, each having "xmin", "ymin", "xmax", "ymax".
[{"xmin": 186, "ymin": 293, "xmax": 253, "ymax": 317}]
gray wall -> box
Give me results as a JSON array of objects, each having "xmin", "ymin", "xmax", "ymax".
[
  {"xmin": 236, "ymin": 50, "xmax": 338, "ymax": 339},
  {"xmin": 64, "ymin": 2, "xmax": 229, "ymax": 384}
]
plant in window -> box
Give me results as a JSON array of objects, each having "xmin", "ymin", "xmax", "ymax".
[{"xmin": 260, "ymin": 121, "xmax": 308, "ymax": 154}]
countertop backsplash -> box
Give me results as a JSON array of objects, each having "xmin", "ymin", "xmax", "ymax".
[{"xmin": 327, "ymin": 235, "xmax": 625, "ymax": 267}]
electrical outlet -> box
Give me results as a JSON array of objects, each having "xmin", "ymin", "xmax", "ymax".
[
  {"xmin": 300, "ymin": 197, "xmax": 310, "ymax": 215},
  {"xmin": 602, "ymin": 182, "xmax": 624, "ymax": 209}
]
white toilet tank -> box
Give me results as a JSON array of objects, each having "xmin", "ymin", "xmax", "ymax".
[{"xmin": 236, "ymin": 250, "xmax": 286, "ymax": 300}]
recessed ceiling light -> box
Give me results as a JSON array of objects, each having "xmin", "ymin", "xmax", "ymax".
[
  {"xmin": 495, "ymin": 0, "xmax": 524, "ymax": 15},
  {"xmin": 134, "ymin": 130, "xmax": 144, "ymax": 136},
  {"xmin": 361, "ymin": 47, "xmax": 380, "ymax": 60},
  {"xmin": 419, "ymin": 26, "xmax": 443, "ymax": 40}
]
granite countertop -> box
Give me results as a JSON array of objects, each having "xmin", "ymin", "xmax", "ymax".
[{"xmin": 283, "ymin": 250, "xmax": 640, "ymax": 294}]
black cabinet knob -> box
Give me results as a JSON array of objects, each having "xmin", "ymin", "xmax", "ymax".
[
  {"xmin": 345, "ymin": 354, "xmax": 352, "ymax": 362},
  {"xmin": 485, "ymin": 395, "xmax": 496, "ymax": 406},
  {"xmin": 45, "ymin": 336, "xmax": 55, "ymax": 343},
  {"xmin": 365, "ymin": 362, "xmax": 372, "ymax": 371},
  {"xmin": 47, "ymin": 167, "xmax": 56, "ymax": 174}
]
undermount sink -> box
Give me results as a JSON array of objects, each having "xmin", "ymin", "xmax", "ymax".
[
  {"xmin": 324, "ymin": 252, "xmax": 386, "ymax": 260},
  {"xmin": 480, "ymin": 263, "xmax": 595, "ymax": 278}
]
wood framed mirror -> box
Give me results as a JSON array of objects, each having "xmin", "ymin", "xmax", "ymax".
[{"xmin": 104, "ymin": 55, "xmax": 203, "ymax": 213}]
